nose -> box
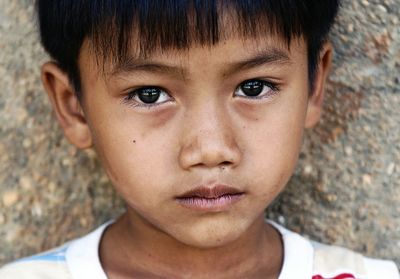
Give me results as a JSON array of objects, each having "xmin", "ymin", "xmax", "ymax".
[{"xmin": 178, "ymin": 101, "xmax": 241, "ymax": 170}]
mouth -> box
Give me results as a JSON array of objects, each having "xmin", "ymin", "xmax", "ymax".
[{"xmin": 175, "ymin": 185, "xmax": 245, "ymax": 212}]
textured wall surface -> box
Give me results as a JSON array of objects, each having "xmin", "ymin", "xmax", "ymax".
[{"xmin": 0, "ymin": 0, "xmax": 399, "ymax": 267}]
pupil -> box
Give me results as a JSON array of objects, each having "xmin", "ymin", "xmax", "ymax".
[
  {"xmin": 241, "ymin": 81, "xmax": 263, "ymax": 96},
  {"xmin": 138, "ymin": 88, "xmax": 160, "ymax": 103}
]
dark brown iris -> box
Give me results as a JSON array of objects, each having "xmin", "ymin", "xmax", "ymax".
[
  {"xmin": 138, "ymin": 88, "xmax": 161, "ymax": 103},
  {"xmin": 241, "ymin": 80, "xmax": 264, "ymax": 96}
]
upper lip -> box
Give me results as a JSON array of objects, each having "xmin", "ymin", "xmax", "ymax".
[{"xmin": 176, "ymin": 185, "xmax": 244, "ymax": 199}]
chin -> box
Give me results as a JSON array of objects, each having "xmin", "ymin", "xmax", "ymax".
[{"xmin": 173, "ymin": 218, "xmax": 250, "ymax": 249}]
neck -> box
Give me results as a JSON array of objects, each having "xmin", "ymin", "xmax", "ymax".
[{"xmin": 100, "ymin": 211, "xmax": 283, "ymax": 279}]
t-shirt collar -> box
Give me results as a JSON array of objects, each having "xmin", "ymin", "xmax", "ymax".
[
  {"xmin": 66, "ymin": 220, "xmax": 314, "ymax": 279},
  {"xmin": 269, "ymin": 220, "xmax": 315, "ymax": 279}
]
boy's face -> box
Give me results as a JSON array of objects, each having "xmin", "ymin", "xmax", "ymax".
[{"xmin": 43, "ymin": 34, "xmax": 330, "ymax": 248}]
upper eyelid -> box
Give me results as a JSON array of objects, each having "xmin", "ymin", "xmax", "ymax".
[
  {"xmin": 123, "ymin": 79, "xmax": 278, "ymax": 99},
  {"xmin": 234, "ymin": 80, "xmax": 280, "ymax": 99},
  {"xmin": 245, "ymin": 78, "xmax": 277, "ymax": 84},
  {"xmin": 126, "ymin": 86, "xmax": 171, "ymax": 99},
  {"xmin": 237, "ymin": 79, "xmax": 279, "ymax": 90},
  {"xmin": 128, "ymin": 86, "xmax": 167, "ymax": 94},
  {"xmin": 123, "ymin": 77, "xmax": 278, "ymax": 91},
  {"xmin": 124, "ymin": 86, "xmax": 173, "ymax": 108}
]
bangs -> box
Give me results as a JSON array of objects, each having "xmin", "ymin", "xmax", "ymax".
[
  {"xmin": 87, "ymin": 0, "xmax": 316, "ymax": 64},
  {"xmin": 37, "ymin": 0, "xmax": 340, "ymax": 94}
]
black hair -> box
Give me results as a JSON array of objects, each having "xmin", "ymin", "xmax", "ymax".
[{"xmin": 36, "ymin": 0, "xmax": 340, "ymax": 98}]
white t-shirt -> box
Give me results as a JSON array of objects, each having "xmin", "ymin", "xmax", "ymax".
[{"xmin": 0, "ymin": 221, "xmax": 398, "ymax": 279}]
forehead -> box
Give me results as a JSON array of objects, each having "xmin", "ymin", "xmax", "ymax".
[{"xmin": 81, "ymin": 34, "xmax": 305, "ymax": 80}]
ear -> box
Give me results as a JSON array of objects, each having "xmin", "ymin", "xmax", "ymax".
[
  {"xmin": 41, "ymin": 62, "xmax": 93, "ymax": 149},
  {"xmin": 305, "ymin": 42, "xmax": 333, "ymax": 128}
]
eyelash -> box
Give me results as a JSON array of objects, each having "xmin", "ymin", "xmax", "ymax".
[
  {"xmin": 234, "ymin": 79, "xmax": 280, "ymax": 100},
  {"xmin": 122, "ymin": 79, "xmax": 280, "ymax": 109},
  {"xmin": 122, "ymin": 87, "xmax": 172, "ymax": 108}
]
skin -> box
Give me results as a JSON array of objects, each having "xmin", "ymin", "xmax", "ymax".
[{"xmin": 41, "ymin": 33, "xmax": 332, "ymax": 278}]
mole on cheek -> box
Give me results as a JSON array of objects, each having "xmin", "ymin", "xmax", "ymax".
[{"xmin": 132, "ymin": 139, "xmax": 136, "ymax": 144}]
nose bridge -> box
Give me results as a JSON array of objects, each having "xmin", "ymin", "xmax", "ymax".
[
  {"xmin": 194, "ymin": 99, "xmax": 227, "ymax": 138},
  {"xmin": 179, "ymin": 98, "xmax": 241, "ymax": 169}
]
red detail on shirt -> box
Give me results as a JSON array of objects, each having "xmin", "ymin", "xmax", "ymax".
[{"xmin": 312, "ymin": 274, "xmax": 356, "ymax": 279}]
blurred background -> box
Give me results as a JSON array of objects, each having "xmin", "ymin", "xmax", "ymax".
[{"xmin": 0, "ymin": 0, "xmax": 399, "ymax": 267}]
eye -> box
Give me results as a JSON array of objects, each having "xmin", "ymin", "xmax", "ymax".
[
  {"xmin": 234, "ymin": 80, "xmax": 279, "ymax": 98},
  {"xmin": 124, "ymin": 87, "xmax": 172, "ymax": 106}
]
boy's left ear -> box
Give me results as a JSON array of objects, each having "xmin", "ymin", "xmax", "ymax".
[{"xmin": 305, "ymin": 42, "xmax": 333, "ymax": 128}]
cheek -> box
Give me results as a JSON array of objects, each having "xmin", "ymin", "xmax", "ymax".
[
  {"xmin": 89, "ymin": 111, "xmax": 178, "ymax": 203},
  {"xmin": 242, "ymin": 98, "xmax": 307, "ymax": 194}
]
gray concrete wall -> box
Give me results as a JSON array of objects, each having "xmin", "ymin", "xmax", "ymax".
[{"xmin": 0, "ymin": 0, "xmax": 399, "ymax": 267}]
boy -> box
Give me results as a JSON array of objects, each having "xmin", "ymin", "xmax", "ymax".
[{"xmin": 1, "ymin": 0, "xmax": 399, "ymax": 278}]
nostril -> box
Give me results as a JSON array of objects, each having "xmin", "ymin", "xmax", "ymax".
[{"xmin": 219, "ymin": 161, "xmax": 232, "ymax": 170}]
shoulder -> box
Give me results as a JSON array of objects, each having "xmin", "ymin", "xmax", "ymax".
[
  {"xmin": 0, "ymin": 220, "xmax": 112, "ymax": 279},
  {"xmin": 268, "ymin": 220, "xmax": 399, "ymax": 279},
  {"xmin": 311, "ymin": 241, "xmax": 400, "ymax": 279},
  {"xmin": 0, "ymin": 245, "xmax": 71, "ymax": 279}
]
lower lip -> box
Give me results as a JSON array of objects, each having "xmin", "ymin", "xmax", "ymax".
[{"xmin": 176, "ymin": 193, "xmax": 244, "ymax": 212}]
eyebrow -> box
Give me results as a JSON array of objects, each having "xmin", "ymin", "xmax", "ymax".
[
  {"xmin": 109, "ymin": 47, "xmax": 292, "ymax": 79},
  {"xmin": 224, "ymin": 48, "xmax": 292, "ymax": 76},
  {"xmin": 110, "ymin": 58, "xmax": 186, "ymax": 78}
]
